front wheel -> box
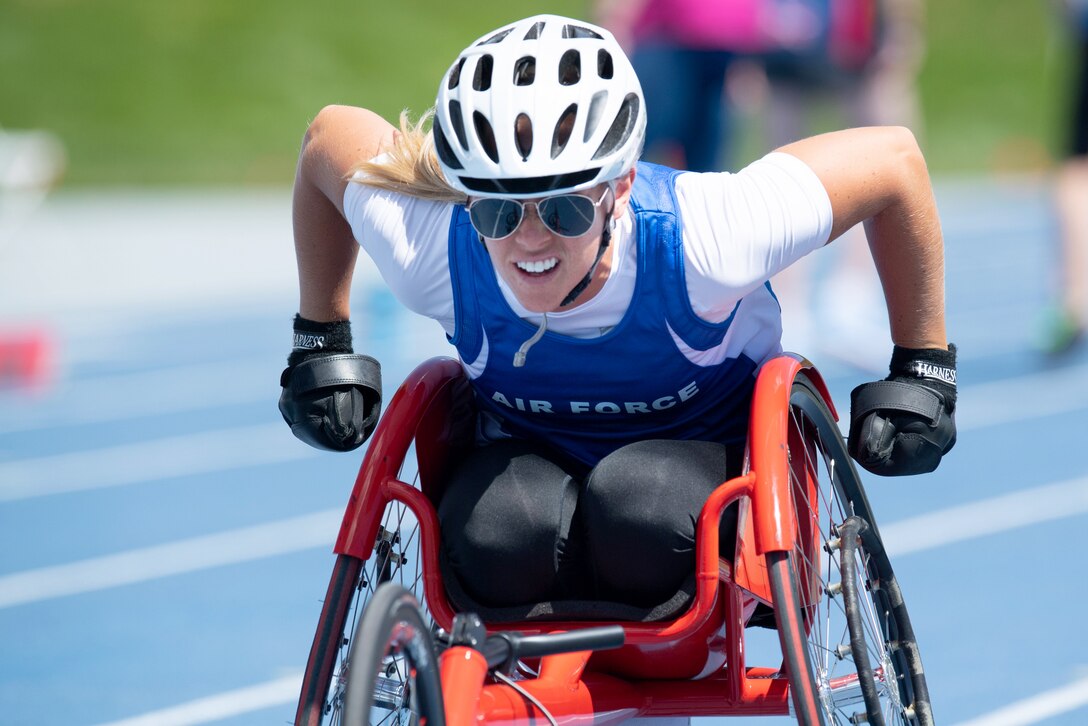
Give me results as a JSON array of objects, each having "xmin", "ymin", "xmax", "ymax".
[
  {"xmin": 296, "ymin": 495, "xmax": 431, "ymax": 725},
  {"xmin": 770, "ymin": 374, "xmax": 933, "ymax": 725},
  {"xmin": 343, "ymin": 583, "xmax": 445, "ymax": 726}
]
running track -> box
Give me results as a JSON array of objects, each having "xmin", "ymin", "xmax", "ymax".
[{"xmin": 1, "ymin": 178, "xmax": 1086, "ymax": 724}]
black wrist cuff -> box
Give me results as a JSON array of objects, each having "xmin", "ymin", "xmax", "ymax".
[
  {"xmin": 888, "ymin": 342, "xmax": 957, "ymax": 409},
  {"xmin": 889, "ymin": 343, "xmax": 957, "ymax": 385},
  {"xmin": 288, "ymin": 314, "xmax": 353, "ymax": 366}
]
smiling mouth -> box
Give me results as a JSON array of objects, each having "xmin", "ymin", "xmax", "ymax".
[{"xmin": 516, "ymin": 258, "xmax": 559, "ymax": 275}]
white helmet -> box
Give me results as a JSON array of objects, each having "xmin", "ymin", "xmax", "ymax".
[{"xmin": 433, "ymin": 14, "xmax": 646, "ymax": 199}]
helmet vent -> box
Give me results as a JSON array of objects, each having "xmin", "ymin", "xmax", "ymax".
[
  {"xmin": 551, "ymin": 104, "xmax": 577, "ymax": 159},
  {"xmin": 448, "ymin": 101, "xmax": 469, "ymax": 149},
  {"xmin": 448, "ymin": 58, "xmax": 465, "ymax": 89},
  {"xmin": 592, "ymin": 93, "xmax": 640, "ymax": 160},
  {"xmin": 597, "ymin": 50, "xmax": 614, "ymax": 79},
  {"xmin": 558, "ymin": 50, "xmax": 581, "ymax": 86},
  {"xmin": 433, "ymin": 121, "xmax": 463, "ymax": 170},
  {"xmin": 478, "ymin": 28, "xmax": 513, "ymax": 45},
  {"xmin": 473, "ymin": 55, "xmax": 494, "ymax": 91},
  {"xmin": 515, "ymin": 113, "xmax": 533, "ymax": 161},
  {"xmin": 562, "ymin": 24, "xmax": 603, "ymax": 40},
  {"xmin": 473, "ymin": 112, "xmax": 500, "ymax": 163},
  {"xmin": 514, "ymin": 56, "xmax": 536, "ymax": 86},
  {"xmin": 524, "ymin": 21, "xmax": 544, "ymax": 40},
  {"xmin": 584, "ymin": 91, "xmax": 607, "ymax": 142}
]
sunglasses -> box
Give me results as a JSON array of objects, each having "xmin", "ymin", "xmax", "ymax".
[{"xmin": 467, "ymin": 187, "xmax": 610, "ymax": 240}]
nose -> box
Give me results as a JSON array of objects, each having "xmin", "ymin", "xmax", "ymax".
[{"xmin": 512, "ymin": 203, "xmax": 552, "ymax": 246}]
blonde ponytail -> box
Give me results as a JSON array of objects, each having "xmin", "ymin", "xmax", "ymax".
[{"xmin": 349, "ymin": 110, "xmax": 467, "ymax": 204}]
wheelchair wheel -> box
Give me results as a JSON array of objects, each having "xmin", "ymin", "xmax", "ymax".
[
  {"xmin": 769, "ymin": 374, "xmax": 934, "ymax": 726},
  {"xmin": 296, "ymin": 473, "xmax": 432, "ymax": 725},
  {"xmin": 343, "ymin": 583, "xmax": 445, "ymax": 726}
]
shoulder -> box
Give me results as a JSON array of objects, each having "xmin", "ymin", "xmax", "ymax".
[
  {"xmin": 306, "ymin": 106, "xmax": 396, "ymax": 159},
  {"xmin": 672, "ymin": 153, "xmax": 832, "ymax": 225},
  {"xmin": 675, "ymin": 153, "xmax": 833, "ymax": 296},
  {"xmin": 629, "ymin": 161, "xmax": 685, "ymax": 214},
  {"xmin": 301, "ymin": 106, "xmax": 397, "ymax": 215}
]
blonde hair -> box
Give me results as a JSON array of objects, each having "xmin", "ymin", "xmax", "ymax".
[{"xmin": 349, "ymin": 110, "xmax": 467, "ymax": 204}]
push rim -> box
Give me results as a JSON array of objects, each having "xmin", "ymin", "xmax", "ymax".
[{"xmin": 776, "ymin": 374, "xmax": 932, "ymax": 725}]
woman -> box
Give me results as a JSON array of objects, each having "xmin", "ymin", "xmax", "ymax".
[{"xmin": 278, "ymin": 14, "xmax": 956, "ymax": 610}]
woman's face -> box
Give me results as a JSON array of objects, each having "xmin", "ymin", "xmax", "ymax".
[{"xmin": 475, "ymin": 171, "xmax": 635, "ymax": 313}]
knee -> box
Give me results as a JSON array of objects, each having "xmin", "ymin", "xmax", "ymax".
[
  {"xmin": 582, "ymin": 440, "xmax": 735, "ymax": 604},
  {"xmin": 437, "ymin": 441, "xmax": 578, "ymax": 605},
  {"xmin": 584, "ymin": 439, "xmax": 729, "ymax": 523}
]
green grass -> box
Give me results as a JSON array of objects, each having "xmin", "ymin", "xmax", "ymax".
[
  {"xmin": 917, "ymin": 0, "xmax": 1074, "ymax": 173},
  {"xmin": 0, "ymin": 0, "xmax": 1079, "ymax": 185}
]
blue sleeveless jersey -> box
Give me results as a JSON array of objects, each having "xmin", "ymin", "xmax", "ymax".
[{"xmin": 447, "ymin": 162, "xmax": 766, "ymax": 468}]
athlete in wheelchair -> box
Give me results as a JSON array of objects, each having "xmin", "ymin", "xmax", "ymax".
[{"xmin": 279, "ymin": 14, "xmax": 956, "ymax": 725}]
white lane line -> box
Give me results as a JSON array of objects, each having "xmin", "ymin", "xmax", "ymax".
[
  {"xmin": 949, "ymin": 673, "xmax": 1088, "ymax": 726},
  {"xmin": 0, "ymin": 358, "xmax": 1082, "ymax": 504},
  {"xmin": 3, "ymin": 474, "xmax": 1083, "ymax": 610},
  {"xmin": 4, "ymin": 478, "xmax": 1085, "ymax": 722},
  {"xmin": 955, "ymin": 362, "xmax": 1088, "ymax": 432},
  {"xmin": 76, "ymin": 480, "xmax": 1088, "ymax": 725},
  {"xmin": 881, "ymin": 475, "xmax": 1088, "ymax": 557},
  {"xmin": 3, "ymin": 359, "xmax": 1083, "ymax": 504},
  {"xmin": 0, "ymin": 357, "xmax": 277, "ymax": 434},
  {"xmin": 91, "ymin": 672, "xmax": 303, "ymax": 726},
  {"xmin": 0, "ymin": 510, "xmax": 339, "ymax": 608},
  {"xmin": 0, "ymin": 423, "xmax": 320, "ymax": 502}
]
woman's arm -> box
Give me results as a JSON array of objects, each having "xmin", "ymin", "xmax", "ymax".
[
  {"xmin": 277, "ymin": 106, "xmax": 395, "ymax": 453},
  {"xmin": 292, "ymin": 105, "xmax": 396, "ymax": 321},
  {"xmin": 781, "ymin": 126, "xmax": 957, "ymax": 477},
  {"xmin": 777, "ymin": 126, "xmax": 947, "ymax": 351}
]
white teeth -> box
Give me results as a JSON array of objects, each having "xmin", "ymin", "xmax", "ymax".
[{"xmin": 516, "ymin": 258, "xmax": 558, "ymax": 274}]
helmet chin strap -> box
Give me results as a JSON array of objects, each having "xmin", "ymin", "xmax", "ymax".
[
  {"xmin": 513, "ymin": 198, "xmax": 617, "ymax": 367},
  {"xmin": 558, "ymin": 213, "xmax": 614, "ymax": 308}
]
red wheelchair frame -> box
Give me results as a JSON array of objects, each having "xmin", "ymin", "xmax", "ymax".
[{"xmin": 296, "ymin": 354, "xmax": 933, "ymax": 726}]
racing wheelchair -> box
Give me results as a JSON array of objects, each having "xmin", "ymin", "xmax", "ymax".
[{"xmin": 294, "ymin": 354, "xmax": 933, "ymax": 726}]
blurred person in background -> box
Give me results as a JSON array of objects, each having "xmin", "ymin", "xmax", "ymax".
[
  {"xmin": 598, "ymin": 0, "xmax": 925, "ymax": 370},
  {"xmin": 594, "ymin": 0, "xmax": 766, "ymax": 171},
  {"xmin": 1045, "ymin": 0, "xmax": 1088, "ymax": 355},
  {"xmin": 761, "ymin": 0, "xmax": 926, "ymax": 369}
]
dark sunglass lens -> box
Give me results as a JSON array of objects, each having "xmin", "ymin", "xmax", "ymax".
[
  {"xmin": 538, "ymin": 195, "xmax": 596, "ymax": 237},
  {"xmin": 470, "ymin": 199, "xmax": 522, "ymax": 238}
]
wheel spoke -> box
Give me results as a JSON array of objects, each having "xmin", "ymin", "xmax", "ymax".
[{"xmin": 773, "ymin": 375, "xmax": 931, "ymax": 725}]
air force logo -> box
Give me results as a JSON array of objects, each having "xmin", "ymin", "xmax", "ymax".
[{"xmin": 490, "ymin": 381, "xmax": 701, "ymax": 415}]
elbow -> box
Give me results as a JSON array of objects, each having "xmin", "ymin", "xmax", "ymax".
[
  {"xmin": 299, "ymin": 105, "xmax": 345, "ymax": 156},
  {"xmin": 885, "ymin": 125, "xmax": 929, "ymax": 180},
  {"xmin": 863, "ymin": 126, "xmax": 931, "ymax": 215}
]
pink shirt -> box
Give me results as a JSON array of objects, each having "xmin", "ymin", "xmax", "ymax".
[{"xmin": 632, "ymin": 0, "xmax": 878, "ymax": 67}]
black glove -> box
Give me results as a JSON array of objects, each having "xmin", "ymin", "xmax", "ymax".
[
  {"xmin": 848, "ymin": 344, "xmax": 957, "ymax": 476},
  {"xmin": 278, "ymin": 315, "xmax": 382, "ymax": 452}
]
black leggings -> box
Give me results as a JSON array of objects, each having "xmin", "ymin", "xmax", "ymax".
[{"xmin": 437, "ymin": 438, "xmax": 743, "ymax": 608}]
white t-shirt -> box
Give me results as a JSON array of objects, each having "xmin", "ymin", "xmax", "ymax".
[{"xmin": 343, "ymin": 152, "xmax": 833, "ymax": 338}]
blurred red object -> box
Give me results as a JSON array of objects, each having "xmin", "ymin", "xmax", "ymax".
[{"xmin": 0, "ymin": 327, "xmax": 54, "ymax": 390}]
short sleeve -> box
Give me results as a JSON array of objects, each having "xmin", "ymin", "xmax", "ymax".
[
  {"xmin": 342, "ymin": 173, "xmax": 457, "ymax": 333},
  {"xmin": 675, "ymin": 152, "xmax": 834, "ymax": 321}
]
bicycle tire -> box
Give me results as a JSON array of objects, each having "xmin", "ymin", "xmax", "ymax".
[
  {"xmin": 296, "ymin": 477, "xmax": 432, "ymax": 725},
  {"xmin": 343, "ymin": 583, "xmax": 445, "ymax": 726},
  {"xmin": 770, "ymin": 373, "xmax": 934, "ymax": 725}
]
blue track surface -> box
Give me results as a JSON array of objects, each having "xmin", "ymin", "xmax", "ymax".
[{"xmin": 2, "ymin": 178, "xmax": 1086, "ymax": 725}]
